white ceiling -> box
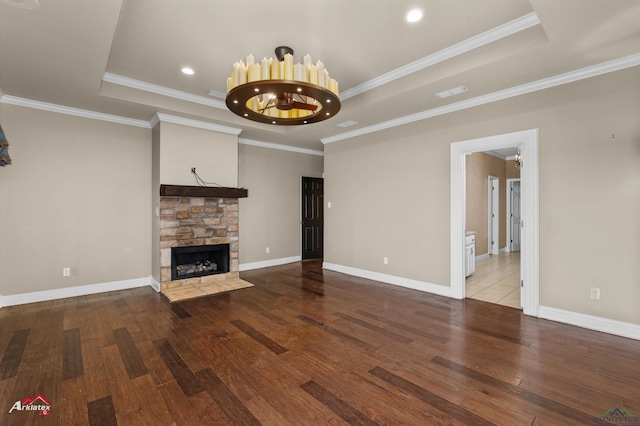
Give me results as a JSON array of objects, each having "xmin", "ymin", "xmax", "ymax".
[
  {"xmin": 1, "ymin": 0, "xmax": 639, "ymax": 151},
  {"xmin": 484, "ymin": 147, "xmax": 520, "ymax": 160}
]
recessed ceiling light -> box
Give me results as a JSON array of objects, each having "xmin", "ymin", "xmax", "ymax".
[
  {"xmin": 406, "ymin": 8, "xmax": 423, "ymax": 23},
  {"xmin": 181, "ymin": 67, "xmax": 195, "ymax": 75}
]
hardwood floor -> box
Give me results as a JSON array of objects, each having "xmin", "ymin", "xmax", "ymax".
[
  {"xmin": 466, "ymin": 252, "xmax": 521, "ymax": 308},
  {"xmin": 1, "ymin": 260, "xmax": 639, "ymax": 425}
]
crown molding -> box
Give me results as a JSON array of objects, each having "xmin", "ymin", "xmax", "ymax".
[
  {"xmin": 102, "ymin": 72, "xmax": 227, "ymax": 110},
  {"xmin": 340, "ymin": 12, "xmax": 540, "ymax": 100},
  {"xmin": 0, "ymin": 94, "xmax": 151, "ymax": 128},
  {"xmin": 0, "ymin": 95, "xmax": 242, "ymax": 135},
  {"xmin": 322, "ymin": 53, "xmax": 640, "ymax": 144},
  {"xmin": 153, "ymin": 113, "xmax": 242, "ymax": 135},
  {"xmin": 4, "ymin": 52, "xmax": 638, "ymax": 146},
  {"xmin": 239, "ymin": 138, "xmax": 323, "ymax": 156}
]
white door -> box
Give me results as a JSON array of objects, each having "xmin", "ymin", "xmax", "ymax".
[
  {"xmin": 488, "ymin": 176, "xmax": 499, "ymax": 255},
  {"xmin": 510, "ymin": 180, "xmax": 521, "ymax": 252}
]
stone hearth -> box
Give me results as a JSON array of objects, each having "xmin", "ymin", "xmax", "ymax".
[{"xmin": 158, "ymin": 187, "xmax": 250, "ymax": 301}]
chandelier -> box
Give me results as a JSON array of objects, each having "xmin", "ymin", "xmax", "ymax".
[{"xmin": 225, "ymin": 46, "xmax": 340, "ymax": 125}]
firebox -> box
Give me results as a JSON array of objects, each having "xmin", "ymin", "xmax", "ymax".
[{"xmin": 171, "ymin": 244, "xmax": 230, "ymax": 281}]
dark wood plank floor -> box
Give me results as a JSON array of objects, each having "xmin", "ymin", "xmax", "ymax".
[{"xmin": 1, "ymin": 260, "xmax": 639, "ymax": 425}]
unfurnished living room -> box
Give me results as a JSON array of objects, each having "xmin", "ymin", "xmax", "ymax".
[{"xmin": 1, "ymin": 0, "xmax": 639, "ymax": 424}]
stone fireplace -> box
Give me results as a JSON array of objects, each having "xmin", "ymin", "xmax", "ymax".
[
  {"xmin": 151, "ymin": 117, "xmax": 248, "ymax": 301},
  {"xmin": 158, "ymin": 185, "xmax": 248, "ymax": 298}
]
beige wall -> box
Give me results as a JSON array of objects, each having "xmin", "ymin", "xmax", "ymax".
[
  {"xmin": 506, "ymin": 159, "xmax": 521, "ymax": 180},
  {"xmin": 324, "ymin": 130, "xmax": 451, "ymax": 286},
  {"xmin": 324, "ymin": 66, "xmax": 640, "ymax": 324},
  {"xmin": 158, "ymin": 121, "xmax": 238, "ymax": 187},
  {"xmin": 0, "ymin": 105, "xmax": 151, "ymax": 296},
  {"xmin": 0, "ymin": 106, "xmax": 322, "ymax": 297},
  {"xmin": 238, "ymin": 143, "xmax": 323, "ymax": 264}
]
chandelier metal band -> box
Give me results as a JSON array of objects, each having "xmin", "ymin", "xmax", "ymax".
[{"xmin": 226, "ymin": 80, "xmax": 340, "ymax": 125}]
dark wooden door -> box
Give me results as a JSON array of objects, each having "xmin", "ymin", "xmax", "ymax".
[{"xmin": 301, "ymin": 177, "xmax": 324, "ymax": 260}]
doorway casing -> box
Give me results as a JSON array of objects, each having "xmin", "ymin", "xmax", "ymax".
[{"xmin": 450, "ymin": 129, "xmax": 539, "ymax": 316}]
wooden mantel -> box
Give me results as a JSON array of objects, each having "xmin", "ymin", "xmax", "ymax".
[{"xmin": 160, "ymin": 184, "xmax": 248, "ymax": 198}]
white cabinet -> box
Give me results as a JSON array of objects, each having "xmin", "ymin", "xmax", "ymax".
[{"xmin": 465, "ymin": 233, "xmax": 476, "ymax": 277}]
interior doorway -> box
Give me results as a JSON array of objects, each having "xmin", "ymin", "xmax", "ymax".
[
  {"xmin": 301, "ymin": 177, "xmax": 324, "ymax": 260},
  {"xmin": 467, "ymin": 160, "xmax": 518, "ymax": 308},
  {"xmin": 450, "ymin": 129, "xmax": 539, "ymax": 316}
]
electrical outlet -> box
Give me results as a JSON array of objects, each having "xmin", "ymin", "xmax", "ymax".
[
  {"xmin": 590, "ymin": 287, "xmax": 601, "ymax": 300},
  {"xmin": 191, "ymin": 167, "xmax": 196, "ymax": 174},
  {"xmin": 71, "ymin": 267, "xmax": 80, "ymax": 276},
  {"xmin": 63, "ymin": 267, "xmax": 71, "ymax": 277},
  {"xmin": 383, "ymin": 257, "xmax": 388, "ymax": 265},
  {"xmin": 266, "ymin": 247, "xmax": 270, "ymax": 253}
]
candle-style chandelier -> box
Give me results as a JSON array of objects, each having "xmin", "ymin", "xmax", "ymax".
[
  {"xmin": 515, "ymin": 147, "xmax": 522, "ymax": 169},
  {"xmin": 225, "ymin": 46, "xmax": 340, "ymax": 125}
]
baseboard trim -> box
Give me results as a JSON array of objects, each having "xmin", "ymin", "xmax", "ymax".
[
  {"xmin": 150, "ymin": 277, "xmax": 161, "ymax": 292},
  {"xmin": 322, "ymin": 262, "xmax": 452, "ymax": 297},
  {"xmin": 475, "ymin": 253, "xmax": 490, "ymax": 262},
  {"xmin": 239, "ymin": 256, "xmax": 301, "ymax": 272},
  {"xmin": 538, "ymin": 305, "xmax": 640, "ymax": 341},
  {"xmin": 0, "ymin": 277, "xmax": 152, "ymax": 308}
]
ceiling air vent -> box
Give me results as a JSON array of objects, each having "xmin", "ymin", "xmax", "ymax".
[
  {"xmin": 336, "ymin": 120, "xmax": 359, "ymax": 128},
  {"xmin": 435, "ymin": 86, "xmax": 468, "ymax": 99}
]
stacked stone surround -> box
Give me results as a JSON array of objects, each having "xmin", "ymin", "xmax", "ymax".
[{"xmin": 159, "ymin": 196, "xmax": 239, "ymax": 290}]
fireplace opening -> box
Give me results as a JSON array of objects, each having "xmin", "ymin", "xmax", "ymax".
[{"xmin": 171, "ymin": 244, "xmax": 230, "ymax": 281}]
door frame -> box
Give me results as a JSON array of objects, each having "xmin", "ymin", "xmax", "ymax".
[
  {"xmin": 450, "ymin": 129, "xmax": 539, "ymax": 316},
  {"xmin": 506, "ymin": 178, "xmax": 521, "ymax": 253},
  {"xmin": 488, "ymin": 176, "xmax": 499, "ymax": 255}
]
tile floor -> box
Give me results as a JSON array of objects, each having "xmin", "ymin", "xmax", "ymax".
[{"xmin": 466, "ymin": 252, "xmax": 521, "ymax": 309}]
